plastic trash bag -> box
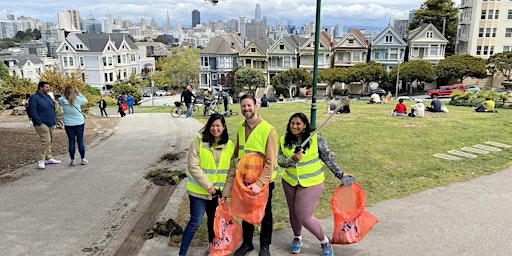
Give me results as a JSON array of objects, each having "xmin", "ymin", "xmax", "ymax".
[
  {"xmin": 209, "ymin": 199, "xmax": 242, "ymax": 256},
  {"xmin": 330, "ymin": 182, "xmax": 378, "ymax": 244}
]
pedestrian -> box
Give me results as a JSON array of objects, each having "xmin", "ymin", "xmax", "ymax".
[
  {"xmin": 126, "ymin": 93, "xmax": 134, "ymax": 114},
  {"xmin": 117, "ymin": 93, "xmax": 126, "ymax": 117},
  {"xmin": 22, "ymin": 93, "xmax": 31, "ymax": 122},
  {"xmin": 278, "ymin": 112, "xmax": 352, "ymax": 256},
  {"xmin": 97, "ymin": 97, "xmax": 108, "ymax": 117},
  {"xmin": 58, "ymin": 85, "xmax": 89, "ymax": 166},
  {"xmin": 260, "ymin": 94, "xmax": 269, "ymax": 108},
  {"xmin": 27, "ymin": 81, "xmax": 62, "ymax": 169},
  {"xmin": 179, "ymin": 113, "xmax": 234, "ymax": 256},
  {"xmin": 221, "ymin": 90, "xmax": 229, "ymax": 112},
  {"xmin": 181, "ymin": 85, "xmax": 196, "ymax": 117},
  {"xmin": 224, "ymin": 93, "xmax": 278, "ymax": 256}
]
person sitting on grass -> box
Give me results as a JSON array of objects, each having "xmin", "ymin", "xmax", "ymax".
[
  {"xmin": 474, "ymin": 97, "xmax": 496, "ymax": 112},
  {"xmin": 391, "ymin": 98, "xmax": 407, "ymax": 116}
]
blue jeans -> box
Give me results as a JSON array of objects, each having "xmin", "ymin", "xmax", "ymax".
[
  {"xmin": 179, "ymin": 195, "xmax": 218, "ymax": 255},
  {"xmin": 185, "ymin": 102, "xmax": 192, "ymax": 117},
  {"xmin": 64, "ymin": 124, "xmax": 85, "ymax": 160}
]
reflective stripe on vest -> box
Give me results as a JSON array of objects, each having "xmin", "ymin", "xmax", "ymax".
[
  {"xmin": 187, "ymin": 136, "xmax": 234, "ymax": 195},
  {"xmin": 237, "ymin": 120, "xmax": 278, "ymax": 180},
  {"xmin": 280, "ymin": 133, "xmax": 324, "ymax": 187}
]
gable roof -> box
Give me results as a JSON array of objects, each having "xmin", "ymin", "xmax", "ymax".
[
  {"xmin": 301, "ymin": 30, "xmax": 334, "ymax": 50},
  {"xmin": 334, "ymin": 28, "xmax": 368, "ymax": 48},
  {"xmin": 71, "ymin": 33, "xmax": 138, "ymax": 52},
  {"xmin": 240, "ymin": 37, "xmax": 274, "ymax": 56},
  {"xmin": 201, "ymin": 34, "xmax": 245, "ymax": 54},
  {"xmin": 268, "ymin": 34, "xmax": 306, "ymax": 53},
  {"xmin": 372, "ymin": 23, "xmax": 407, "ymax": 46},
  {"xmin": 0, "ymin": 54, "xmax": 43, "ymax": 66},
  {"xmin": 406, "ymin": 23, "xmax": 448, "ymax": 43}
]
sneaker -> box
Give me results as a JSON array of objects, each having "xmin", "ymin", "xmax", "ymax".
[
  {"xmin": 45, "ymin": 158, "xmax": 62, "ymax": 164},
  {"xmin": 290, "ymin": 238, "xmax": 302, "ymax": 254},
  {"xmin": 321, "ymin": 240, "xmax": 333, "ymax": 256},
  {"xmin": 234, "ymin": 243, "xmax": 254, "ymax": 256},
  {"xmin": 37, "ymin": 160, "xmax": 45, "ymax": 169},
  {"xmin": 81, "ymin": 159, "xmax": 89, "ymax": 165},
  {"xmin": 259, "ymin": 245, "xmax": 270, "ymax": 256},
  {"xmin": 69, "ymin": 160, "xmax": 76, "ymax": 166}
]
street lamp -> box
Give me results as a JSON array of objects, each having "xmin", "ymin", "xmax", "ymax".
[
  {"xmin": 395, "ymin": 59, "xmax": 402, "ymax": 100},
  {"xmin": 310, "ymin": 0, "xmax": 322, "ymax": 129}
]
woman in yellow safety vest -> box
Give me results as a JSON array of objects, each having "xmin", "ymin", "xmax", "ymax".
[
  {"xmin": 179, "ymin": 114, "xmax": 234, "ymax": 256},
  {"xmin": 278, "ymin": 112, "xmax": 352, "ymax": 256}
]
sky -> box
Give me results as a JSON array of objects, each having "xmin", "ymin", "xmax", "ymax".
[{"xmin": 0, "ymin": 0, "xmax": 462, "ymax": 30}]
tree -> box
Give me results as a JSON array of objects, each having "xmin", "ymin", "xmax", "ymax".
[
  {"xmin": 234, "ymin": 67, "xmax": 266, "ymax": 95},
  {"xmin": 152, "ymin": 47, "xmax": 199, "ymax": 89},
  {"xmin": 270, "ymin": 68, "xmax": 312, "ymax": 98},
  {"xmin": 0, "ymin": 62, "xmax": 9, "ymax": 79},
  {"xmin": 409, "ymin": 0, "xmax": 458, "ymax": 54},
  {"xmin": 487, "ymin": 51, "xmax": 512, "ymax": 81},
  {"xmin": 318, "ymin": 68, "xmax": 350, "ymax": 96},
  {"xmin": 435, "ymin": 54, "xmax": 486, "ymax": 83},
  {"xmin": 390, "ymin": 60, "xmax": 435, "ymax": 92},
  {"xmin": 349, "ymin": 61, "xmax": 387, "ymax": 86}
]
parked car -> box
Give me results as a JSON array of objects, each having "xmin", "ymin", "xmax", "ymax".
[
  {"xmin": 465, "ymin": 84, "xmax": 481, "ymax": 92},
  {"xmin": 362, "ymin": 89, "xmax": 387, "ymax": 97},
  {"xmin": 155, "ymin": 90, "xmax": 167, "ymax": 96},
  {"xmin": 427, "ymin": 84, "xmax": 466, "ymax": 98},
  {"xmin": 166, "ymin": 90, "xmax": 177, "ymax": 96},
  {"xmin": 397, "ymin": 96, "xmax": 416, "ymax": 101}
]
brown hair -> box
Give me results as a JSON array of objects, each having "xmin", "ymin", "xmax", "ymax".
[{"xmin": 63, "ymin": 85, "xmax": 77, "ymax": 106}]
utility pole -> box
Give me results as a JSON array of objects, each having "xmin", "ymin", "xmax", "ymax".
[{"xmin": 310, "ymin": 0, "xmax": 321, "ymax": 129}]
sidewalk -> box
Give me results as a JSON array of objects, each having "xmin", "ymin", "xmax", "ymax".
[
  {"xmin": 141, "ymin": 166, "xmax": 512, "ymax": 256},
  {"xmin": 0, "ymin": 113, "xmax": 204, "ymax": 256}
]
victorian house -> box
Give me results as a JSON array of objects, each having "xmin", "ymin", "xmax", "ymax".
[
  {"xmin": 239, "ymin": 37, "xmax": 274, "ymax": 84},
  {"xmin": 370, "ymin": 23, "xmax": 408, "ymax": 71},
  {"xmin": 0, "ymin": 54, "xmax": 44, "ymax": 82},
  {"xmin": 332, "ymin": 28, "xmax": 368, "ymax": 68},
  {"xmin": 299, "ymin": 30, "xmax": 334, "ymax": 72},
  {"xmin": 406, "ymin": 23, "xmax": 448, "ymax": 65},
  {"xmin": 199, "ymin": 34, "xmax": 244, "ymax": 90},
  {"xmin": 55, "ymin": 33, "xmax": 155, "ymax": 90},
  {"xmin": 267, "ymin": 34, "xmax": 306, "ymax": 81}
]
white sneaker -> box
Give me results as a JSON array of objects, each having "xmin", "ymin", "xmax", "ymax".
[
  {"xmin": 69, "ymin": 160, "xmax": 77, "ymax": 166},
  {"xmin": 45, "ymin": 158, "xmax": 62, "ymax": 164},
  {"xmin": 37, "ymin": 160, "xmax": 45, "ymax": 169},
  {"xmin": 81, "ymin": 159, "xmax": 89, "ymax": 165}
]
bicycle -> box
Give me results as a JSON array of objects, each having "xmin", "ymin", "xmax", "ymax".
[
  {"xmin": 170, "ymin": 101, "xmax": 185, "ymax": 117},
  {"xmin": 203, "ymin": 97, "xmax": 238, "ymax": 117}
]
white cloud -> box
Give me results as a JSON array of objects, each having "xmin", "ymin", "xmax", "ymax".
[{"xmin": 0, "ymin": 0, "xmax": 462, "ymax": 29}]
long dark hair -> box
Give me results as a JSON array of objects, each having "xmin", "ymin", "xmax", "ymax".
[
  {"xmin": 201, "ymin": 113, "xmax": 229, "ymax": 145},
  {"xmin": 284, "ymin": 112, "xmax": 312, "ymax": 152}
]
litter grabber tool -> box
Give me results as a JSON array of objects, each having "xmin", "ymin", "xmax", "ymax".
[{"xmin": 295, "ymin": 99, "xmax": 349, "ymax": 153}]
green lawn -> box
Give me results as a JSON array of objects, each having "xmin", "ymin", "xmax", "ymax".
[{"xmin": 149, "ymin": 99, "xmax": 512, "ymax": 246}]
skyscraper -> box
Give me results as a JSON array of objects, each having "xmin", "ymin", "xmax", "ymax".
[
  {"xmin": 255, "ymin": 4, "xmax": 261, "ymax": 22},
  {"xmin": 67, "ymin": 9, "xmax": 81, "ymax": 30},
  {"xmin": 192, "ymin": 9, "xmax": 200, "ymax": 28}
]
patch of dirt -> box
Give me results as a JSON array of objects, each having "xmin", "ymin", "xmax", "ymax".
[
  {"xmin": 0, "ymin": 110, "xmax": 119, "ymax": 178},
  {"xmin": 144, "ymin": 153, "xmax": 188, "ymax": 186}
]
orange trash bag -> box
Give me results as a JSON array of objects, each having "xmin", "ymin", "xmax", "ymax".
[
  {"xmin": 209, "ymin": 199, "xmax": 242, "ymax": 256},
  {"xmin": 230, "ymin": 152, "xmax": 269, "ymax": 225},
  {"xmin": 330, "ymin": 182, "xmax": 379, "ymax": 244}
]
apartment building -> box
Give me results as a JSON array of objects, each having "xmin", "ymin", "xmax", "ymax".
[{"xmin": 456, "ymin": 0, "xmax": 512, "ymax": 58}]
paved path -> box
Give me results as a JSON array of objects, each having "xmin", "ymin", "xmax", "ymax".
[{"xmin": 0, "ymin": 113, "xmax": 203, "ymax": 256}]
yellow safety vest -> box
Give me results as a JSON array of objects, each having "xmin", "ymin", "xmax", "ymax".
[
  {"xmin": 280, "ymin": 133, "xmax": 324, "ymax": 187},
  {"xmin": 187, "ymin": 136, "xmax": 234, "ymax": 195},
  {"xmin": 237, "ymin": 120, "xmax": 278, "ymax": 180}
]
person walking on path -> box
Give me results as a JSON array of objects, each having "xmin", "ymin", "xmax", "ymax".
[
  {"xmin": 223, "ymin": 93, "xmax": 278, "ymax": 256},
  {"xmin": 28, "ymin": 81, "xmax": 62, "ymax": 169},
  {"xmin": 117, "ymin": 93, "xmax": 126, "ymax": 117},
  {"xmin": 58, "ymin": 85, "xmax": 89, "ymax": 166},
  {"xmin": 179, "ymin": 114, "xmax": 234, "ymax": 256},
  {"xmin": 181, "ymin": 85, "xmax": 196, "ymax": 118},
  {"xmin": 97, "ymin": 97, "xmax": 108, "ymax": 117},
  {"xmin": 126, "ymin": 93, "xmax": 135, "ymax": 114},
  {"xmin": 277, "ymin": 112, "xmax": 351, "ymax": 256}
]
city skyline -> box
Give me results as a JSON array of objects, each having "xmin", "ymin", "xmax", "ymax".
[{"xmin": 0, "ymin": 0, "xmax": 462, "ymax": 30}]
